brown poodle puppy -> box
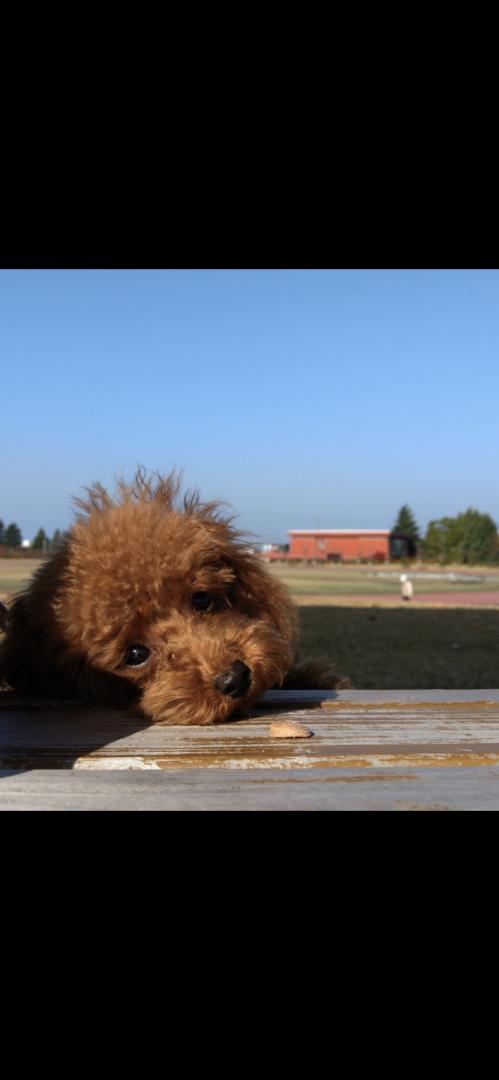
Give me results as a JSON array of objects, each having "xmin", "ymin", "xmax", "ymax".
[{"xmin": 0, "ymin": 471, "xmax": 344, "ymax": 724}]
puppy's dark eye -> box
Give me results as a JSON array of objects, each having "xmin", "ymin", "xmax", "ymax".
[
  {"xmin": 192, "ymin": 591, "xmax": 214, "ymax": 612},
  {"xmin": 124, "ymin": 644, "xmax": 151, "ymax": 667}
]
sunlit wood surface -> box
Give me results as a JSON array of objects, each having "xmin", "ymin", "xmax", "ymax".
[{"xmin": 1, "ymin": 689, "xmax": 499, "ymax": 810}]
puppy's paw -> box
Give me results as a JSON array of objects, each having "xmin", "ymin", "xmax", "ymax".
[{"xmin": 281, "ymin": 660, "xmax": 350, "ymax": 691}]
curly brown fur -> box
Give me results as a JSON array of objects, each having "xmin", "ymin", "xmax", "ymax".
[{"xmin": 0, "ymin": 470, "xmax": 346, "ymax": 724}]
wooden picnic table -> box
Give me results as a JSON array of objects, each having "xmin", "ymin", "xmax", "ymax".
[{"xmin": 1, "ymin": 689, "xmax": 499, "ymax": 810}]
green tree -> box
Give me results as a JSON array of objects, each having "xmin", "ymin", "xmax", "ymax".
[
  {"xmin": 4, "ymin": 523, "xmax": 22, "ymax": 549},
  {"xmin": 0, "ymin": 519, "xmax": 5, "ymax": 546},
  {"xmin": 50, "ymin": 529, "xmax": 64, "ymax": 550},
  {"xmin": 424, "ymin": 518, "xmax": 448, "ymax": 562},
  {"xmin": 457, "ymin": 509, "xmax": 498, "ymax": 564},
  {"xmin": 32, "ymin": 528, "xmax": 49, "ymax": 552},
  {"xmin": 423, "ymin": 509, "xmax": 498, "ymax": 564},
  {"xmin": 393, "ymin": 505, "xmax": 421, "ymax": 541}
]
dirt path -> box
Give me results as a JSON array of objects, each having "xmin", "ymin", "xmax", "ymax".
[{"xmin": 403, "ymin": 591, "xmax": 499, "ymax": 605}]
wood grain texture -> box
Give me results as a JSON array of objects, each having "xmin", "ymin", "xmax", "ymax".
[
  {"xmin": 1, "ymin": 765, "xmax": 498, "ymax": 811},
  {"xmin": 1, "ymin": 689, "xmax": 499, "ymax": 810}
]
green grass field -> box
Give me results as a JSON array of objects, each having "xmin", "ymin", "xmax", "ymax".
[
  {"xmin": 271, "ymin": 563, "xmax": 499, "ymax": 688},
  {"xmin": 0, "ymin": 559, "xmax": 36, "ymax": 596},
  {"xmin": 267, "ymin": 562, "xmax": 499, "ymax": 596},
  {"xmin": 296, "ymin": 606, "xmax": 499, "ymax": 688},
  {"xmin": 2, "ymin": 558, "xmax": 499, "ymax": 689}
]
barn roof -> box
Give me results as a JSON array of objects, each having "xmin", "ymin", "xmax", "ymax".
[{"xmin": 288, "ymin": 529, "xmax": 390, "ymax": 536}]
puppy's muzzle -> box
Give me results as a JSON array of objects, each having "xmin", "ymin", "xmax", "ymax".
[{"xmin": 213, "ymin": 660, "xmax": 252, "ymax": 699}]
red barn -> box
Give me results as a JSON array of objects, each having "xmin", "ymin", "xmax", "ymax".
[{"xmin": 288, "ymin": 529, "xmax": 392, "ymax": 562}]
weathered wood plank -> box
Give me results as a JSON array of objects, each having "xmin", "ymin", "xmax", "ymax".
[
  {"xmin": 1, "ymin": 717, "xmax": 499, "ymax": 768},
  {"xmin": 1, "ymin": 765, "xmax": 498, "ymax": 811},
  {"xmin": 1, "ymin": 692, "xmax": 499, "ymax": 770},
  {"xmin": 1, "ymin": 690, "xmax": 499, "ymax": 809},
  {"xmin": 263, "ymin": 689, "xmax": 499, "ymax": 705}
]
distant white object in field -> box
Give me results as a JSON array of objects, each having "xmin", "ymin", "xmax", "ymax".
[
  {"xmin": 21, "ymin": 539, "xmax": 31, "ymax": 549},
  {"xmin": 400, "ymin": 574, "xmax": 413, "ymax": 600}
]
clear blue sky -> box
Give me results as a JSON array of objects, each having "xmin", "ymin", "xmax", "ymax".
[{"xmin": 1, "ymin": 269, "xmax": 498, "ymax": 544}]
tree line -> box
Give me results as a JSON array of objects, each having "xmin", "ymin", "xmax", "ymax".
[
  {"xmin": 393, "ymin": 505, "xmax": 499, "ymax": 564},
  {"xmin": 2, "ymin": 506, "xmax": 499, "ymax": 565},
  {"xmin": 0, "ymin": 521, "xmax": 64, "ymax": 553}
]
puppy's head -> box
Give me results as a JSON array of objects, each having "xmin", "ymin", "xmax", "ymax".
[{"xmin": 53, "ymin": 471, "xmax": 297, "ymax": 724}]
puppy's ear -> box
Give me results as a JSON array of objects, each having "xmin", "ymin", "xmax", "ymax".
[
  {"xmin": 0, "ymin": 602, "xmax": 9, "ymax": 632},
  {"xmin": 229, "ymin": 552, "xmax": 299, "ymax": 644}
]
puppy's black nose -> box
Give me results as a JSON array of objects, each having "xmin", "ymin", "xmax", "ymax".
[{"xmin": 213, "ymin": 660, "xmax": 252, "ymax": 698}]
